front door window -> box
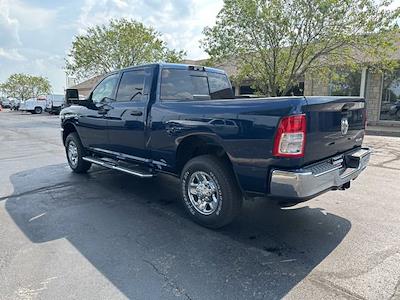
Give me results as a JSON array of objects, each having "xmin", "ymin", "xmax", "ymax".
[
  {"xmin": 91, "ymin": 74, "xmax": 118, "ymax": 103},
  {"xmin": 115, "ymin": 69, "xmax": 149, "ymax": 102}
]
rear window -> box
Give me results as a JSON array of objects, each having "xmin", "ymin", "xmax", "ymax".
[{"xmin": 160, "ymin": 69, "xmax": 233, "ymax": 101}]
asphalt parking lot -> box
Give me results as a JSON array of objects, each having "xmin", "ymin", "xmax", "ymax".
[{"xmin": 0, "ymin": 110, "xmax": 399, "ymax": 300}]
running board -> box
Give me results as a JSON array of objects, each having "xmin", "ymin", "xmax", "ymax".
[{"xmin": 83, "ymin": 157, "xmax": 154, "ymax": 178}]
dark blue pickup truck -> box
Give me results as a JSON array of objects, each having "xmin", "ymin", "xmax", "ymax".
[{"xmin": 61, "ymin": 63, "xmax": 371, "ymax": 228}]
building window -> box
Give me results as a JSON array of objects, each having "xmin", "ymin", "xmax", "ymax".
[
  {"xmin": 380, "ymin": 69, "xmax": 400, "ymax": 121},
  {"xmin": 329, "ymin": 70, "xmax": 362, "ymax": 96}
]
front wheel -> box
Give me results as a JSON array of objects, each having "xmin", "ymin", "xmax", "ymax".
[
  {"xmin": 181, "ymin": 155, "xmax": 243, "ymax": 228},
  {"xmin": 65, "ymin": 132, "xmax": 91, "ymax": 173}
]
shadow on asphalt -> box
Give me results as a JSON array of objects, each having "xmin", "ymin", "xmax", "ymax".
[{"xmin": 4, "ymin": 163, "xmax": 351, "ymax": 299}]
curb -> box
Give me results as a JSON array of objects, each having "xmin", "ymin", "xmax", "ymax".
[{"xmin": 365, "ymin": 130, "xmax": 400, "ymax": 137}]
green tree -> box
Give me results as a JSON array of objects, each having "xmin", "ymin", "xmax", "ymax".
[
  {"xmin": 0, "ymin": 74, "xmax": 51, "ymax": 100},
  {"xmin": 202, "ymin": 0, "xmax": 400, "ymax": 96},
  {"xmin": 66, "ymin": 19, "xmax": 186, "ymax": 80}
]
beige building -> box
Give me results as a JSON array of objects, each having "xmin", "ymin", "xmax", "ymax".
[
  {"xmin": 212, "ymin": 58, "xmax": 400, "ymax": 126},
  {"xmin": 186, "ymin": 56, "xmax": 400, "ymax": 126},
  {"xmin": 303, "ymin": 68, "xmax": 400, "ymax": 126},
  {"xmin": 70, "ymin": 75, "xmax": 103, "ymax": 98}
]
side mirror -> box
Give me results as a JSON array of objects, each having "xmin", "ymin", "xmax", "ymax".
[{"xmin": 65, "ymin": 89, "xmax": 79, "ymax": 105}]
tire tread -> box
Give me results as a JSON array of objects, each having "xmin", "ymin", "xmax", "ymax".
[
  {"xmin": 181, "ymin": 155, "xmax": 242, "ymax": 228},
  {"xmin": 65, "ymin": 132, "xmax": 91, "ymax": 173}
]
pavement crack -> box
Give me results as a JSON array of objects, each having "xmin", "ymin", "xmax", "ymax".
[
  {"xmin": 143, "ymin": 259, "xmax": 192, "ymax": 300},
  {"xmin": 309, "ymin": 276, "xmax": 366, "ymax": 300},
  {"xmin": 390, "ymin": 277, "xmax": 400, "ymax": 300},
  {"xmin": 369, "ymin": 163, "xmax": 400, "ymax": 171},
  {"xmin": 312, "ymin": 247, "xmax": 400, "ymax": 280},
  {"xmin": 0, "ymin": 168, "xmax": 109, "ymax": 202},
  {"xmin": 0, "ymin": 182, "xmax": 75, "ymax": 201}
]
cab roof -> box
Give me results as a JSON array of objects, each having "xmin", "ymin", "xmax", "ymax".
[{"xmin": 119, "ymin": 63, "xmax": 226, "ymax": 75}]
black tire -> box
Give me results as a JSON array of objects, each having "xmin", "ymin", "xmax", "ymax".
[
  {"xmin": 181, "ymin": 155, "xmax": 243, "ymax": 228},
  {"xmin": 34, "ymin": 107, "xmax": 42, "ymax": 114},
  {"xmin": 65, "ymin": 132, "xmax": 91, "ymax": 173},
  {"xmin": 396, "ymin": 110, "xmax": 400, "ymax": 120}
]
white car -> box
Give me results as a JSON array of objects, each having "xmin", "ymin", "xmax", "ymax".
[
  {"xmin": 1, "ymin": 98, "xmax": 11, "ymax": 108},
  {"xmin": 9, "ymin": 98, "xmax": 21, "ymax": 110},
  {"xmin": 19, "ymin": 97, "xmax": 48, "ymax": 114},
  {"xmin": 45, "ymin": 94, "xmax": 65, "ymax": 114}
]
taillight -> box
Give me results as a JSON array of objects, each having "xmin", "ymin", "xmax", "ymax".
[{"xmin": 273, "ymin": 114, "xmax": 306, "ymax": 158}]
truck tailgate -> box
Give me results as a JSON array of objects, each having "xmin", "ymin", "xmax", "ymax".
[{"xmin": 302, "ymin": 96, "xmax": 366, "ymax": 164}]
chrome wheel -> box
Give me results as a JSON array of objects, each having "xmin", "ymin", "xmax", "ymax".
[
  {"xmin": 67, "ymin": 141, "xmax": 78, "ymax": 167},
  {"xmin": 188, "ymin": 171, "xmax": 220, "ymax": 215}
]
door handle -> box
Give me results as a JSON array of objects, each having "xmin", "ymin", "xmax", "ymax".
[
  {"xmin": 166, "ymin": 127, "xmax": 184, "ymax": 135},
  {"xmin": 98, "ymin": 109, "xmax": 109, "ymax": 115},
  {"xmin": 130, "ymin": 110, "xmax": 143, "ymax": 116},
  {"xmin": 97, "ymin": 104, "xmax": 112, "ymax": 115}
]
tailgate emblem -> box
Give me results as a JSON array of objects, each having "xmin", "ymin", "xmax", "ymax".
[{"xmin": 341, "ymin": 117, "xmax": 349, "ymax": 135}]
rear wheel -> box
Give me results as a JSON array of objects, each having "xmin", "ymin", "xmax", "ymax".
[
  {"xmin": 65, "ymin": 132, "xmax": 91, "ymax": 173},
  {"xmin": 34, "ymin": 107, "xmax": 42, "ymax": 114},
  {"xmin": 396, "ymin": 109, "xmax": 400, "ymax": 120},
  {"xmin": 181, "ymin": 155, "xmax": 242, "ymax": 228}
]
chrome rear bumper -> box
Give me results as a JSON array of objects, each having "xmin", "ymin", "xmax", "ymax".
[{"xmin": 269, "ymin": 148, "xmax": 371, "ymax": 200}]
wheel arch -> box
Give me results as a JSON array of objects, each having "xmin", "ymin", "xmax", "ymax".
[
  {"xmin": 62, "ymin": 122, "xmax": 78, "ymax": 145},
  {"xmin": 175, "ymin": 134, "xmax": 243, "ymax": 192}
]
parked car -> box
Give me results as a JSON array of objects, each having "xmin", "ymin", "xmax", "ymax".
[
  {"xmin": 45, "ymin": 94, "xmax": 65, "ymax": 114},
  {"xmin": 60, "ymin": 63, "xmax": 371, "ymax": 228},
  {"xmin": 10, "ymin": 98, "xmax": 21, "ymax": 110},
  {"xmin": 0, "ymin": 98, "xmax": 11, "ymax": 108},
  {"xmin": 389, "ymin": 101, "xmax": 400, "ymax": 119},
  {"xmin": 19, "ymin": 97, "xmax": 47, "ymax": 114}
]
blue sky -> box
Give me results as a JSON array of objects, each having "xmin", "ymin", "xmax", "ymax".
[{"xmin": 0, "ymin": 0, "xmax": 223, "ymax": 93}]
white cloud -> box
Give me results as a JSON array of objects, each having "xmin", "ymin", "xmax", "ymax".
[
  {"xmin": 0, "ymin": 0, "xmax": 58, "ymax": 49},
  {"xmin": 76, "ymin": 0, "xmax": 223, "ymax": 59},
  {"xmin": 7, "ymin": 0, "xmax": 58, "ymax": 31},
  {"xmin": 387, "ymin": 0, "xmax": 400, "ymax": 10},
  {"xmin": 0, "ymin": 0, "xmax": 224, "ymax": 93},
  {"xmin": 0, "ymin": 49, "xmax": 65, "ymax": 93},
  {"xmin": 0, "ymin": 0, "xmax": 21, "ymax": 47},
  {"xmin": 112, "ymin": 0, "xmax": 128, "ymax": 9},
  {"xmin": 0, "ymin": 48, "xmax": 26, "ymax": 61},
  {"xmin": 0, "ymin": 0, "xmax": 65, "ymax": 92}
]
